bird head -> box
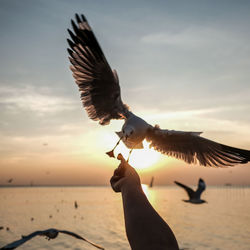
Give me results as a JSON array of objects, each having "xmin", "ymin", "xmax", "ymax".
[
  {"xmin": 122, "ymin": 125, "xmax": 134, "ymax": 140},
  {"xmin": 198, "ymin": 178, "xmax": 206, "ymax": 189}
]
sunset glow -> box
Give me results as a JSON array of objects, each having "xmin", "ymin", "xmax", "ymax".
[
  {"xmin": 0, "ymin": 1, "xmax": 250, "ymax": 186},
  {"xmin": 115, "ymin": 141, "xmax": 161, "ymax": 170}
]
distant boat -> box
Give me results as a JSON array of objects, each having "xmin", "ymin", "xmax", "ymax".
[
  {"xmin": 149, "ymin": 177, "xmax": 154, "ymax": 188},
  {"xmin": 224, "ymin": 183, "xmax": 232, "ymax": 186},
  {"xmin": 174, "ymin": 178, "xmax": 207, "ymax": 204}
]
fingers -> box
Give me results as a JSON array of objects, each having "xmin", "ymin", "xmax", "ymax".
[
  {"xmin": 117, "ymin": 153, "xmax": 132, "ymax": 169},
  {"xmin": 110, "ymin": 175, "xmax": 123, "ymax": 192},
  {"xmin": 110, "ymin": 153, "xmax": 139, "ymax": 193},
  {"xmin": 110, "ymin": 154, "xmax": 128, "ymax": 192},
  {"xmin": 116, "ymin": 153, "xmax": 129, "ymax": 176},
  {"xmin": 117, "ymin": 153, "xmax": 125, "ymax": 162}
]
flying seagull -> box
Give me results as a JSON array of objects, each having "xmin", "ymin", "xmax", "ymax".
[
  {"xmin": 0, "ymin": 228, "xmax": 104, "ymax": 249},
  {"xmin": 67, "ymin": 14, "xmax": 250, "ymax": 167},
  {"xmin": 175, "ymin": 178, "xmax": 206, "ymax": 204}
]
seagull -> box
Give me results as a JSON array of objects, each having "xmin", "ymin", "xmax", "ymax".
[
  {"xmin": 67, "ymin": 14, "xmax": 250, "ymax": 167},
  {"xmin": 0, "ymin": 228, "xmax": 104, "ymax": 249},
  {"xmin": 174, "ymin": 178, "xmax": 206, "ymax": 204}
]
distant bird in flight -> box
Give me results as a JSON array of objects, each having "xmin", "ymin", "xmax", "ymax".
[
  {"xmin": 67, "ymin": 14, "xmax": 250, "ymax": 167},
  {"xmin": 0, "ymin": 228, "xmax": 104, "ymax": 249},
  {"xmin": 7, "ymin": 178, "xmax": 13, "ymax": 183},
  {"xmin": 175, "ymin": 178, "xmax": 206, "ymax": 204}
]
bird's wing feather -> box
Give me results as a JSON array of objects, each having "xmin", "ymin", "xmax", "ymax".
[
  {"xmin": 0, "ymin": 231, "xmax": 43, "ymax": 249},
  {"xmin": 146, "ymin": 125, "xmax": 250, "ymax": 167},
  {"xmin": 59, "ymin": 230, "xmax": 84, "ymax": 240},
  {"xmin": 174, "ymin": 181, "xmax": 195, "ymax": 199},
  {"xmin": 67, "ymin": 14, "xmax": 129, "ymax": 125},
  {"xmin": 59, "ymin": 230, "xmax": 104, "ymax": 249}
]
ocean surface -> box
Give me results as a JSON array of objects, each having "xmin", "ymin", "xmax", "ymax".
[{"xmin": 0, "ymin": 186, "xmax": 250, "ymax": 250}]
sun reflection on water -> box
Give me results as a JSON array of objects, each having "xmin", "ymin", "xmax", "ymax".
[{"xmin": 141, "ymin": 184, "xmax": 156, "ymax": 207}]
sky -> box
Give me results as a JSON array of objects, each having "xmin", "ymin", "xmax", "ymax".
[{"xmin": 0, "ymin": 0, "xmax": 250, "ymax": 186}]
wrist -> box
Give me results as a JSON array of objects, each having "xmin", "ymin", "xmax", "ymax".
[{"xmin": 121, "ymin": 181, "xmax": 143, "ymax": 196}]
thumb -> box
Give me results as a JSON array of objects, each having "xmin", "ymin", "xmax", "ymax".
[{"xmin": 117, "ymin": 153, "xmax": 126, "ymax": 163}]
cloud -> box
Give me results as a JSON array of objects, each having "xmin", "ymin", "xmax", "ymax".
[
  {"xmin": 135, "ymin": 106, "xmax": 250, "ymax": 147},
  {"xmin": 0, "ymin": 85, "xmax": 78, "ymax": 114},
  {"xmin": 141, "ymin": 26, "xmax": 248, "ymax": 49}
]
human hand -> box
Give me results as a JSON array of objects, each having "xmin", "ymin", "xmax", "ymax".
[{"xmin": 110, "ymin": 154, "xmax": 141, "ymax": 193}]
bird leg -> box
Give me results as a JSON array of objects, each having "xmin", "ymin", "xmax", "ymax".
[
  {"xmin": 106, "ymin": 137, "xmax": 122, "ymax": 158},
  {"xmin": 127, "ymin": 148, "xmax": 133, "ymax": 163}
]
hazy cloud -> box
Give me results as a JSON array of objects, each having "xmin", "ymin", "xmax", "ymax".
[{"xmin": 0, "ymin": 85, "xmax": 78, "ymax": 114}]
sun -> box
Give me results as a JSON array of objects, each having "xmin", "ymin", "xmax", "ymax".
[
  {"xmin": 99, "ymin": 130, "xmax": 161, "ymax": 170},
  {"xmin": 115, "ymin": 141, "xmax": 161, "ymax": 170}
]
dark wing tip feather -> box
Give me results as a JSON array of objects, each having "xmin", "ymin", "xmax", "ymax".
[
  {"xmin": 68, "ymin": 29, "xmax": 79, "ymax": 44},
  {"xmin": 81, "ymin": 14, "xmax": 87, "ymax": 22},
  {"xmin": 67, "ymin": 48, "xmax": 73, "ymax": 57},
  {"xmin": 71, "ymin": 19, "xmax": 78, "ymax": 33},
  {"xmin": 75, "ymin": 13, "xmax": 81, "ymax": 23}
]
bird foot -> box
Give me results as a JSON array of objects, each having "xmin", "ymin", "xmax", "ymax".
[{"xmin": 106, "ymin": 150, "xmax": 115, "ymax": 158}]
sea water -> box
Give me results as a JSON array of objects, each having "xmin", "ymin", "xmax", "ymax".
[{"xmin": 0, "ymin": 186, "xmax": 250, "ymax": 250}]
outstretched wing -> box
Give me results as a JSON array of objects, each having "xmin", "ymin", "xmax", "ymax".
[
  {"xmin": 67, "ymin": 14, "xmax": 129, "ymax": 125},
  {"xmin": 0, "ymin": 231, "xmax": 43, "ymax": 249},
  {"xmin": 59, "ymin": 230, "xmax": 104, "ymax": 249},
  {"xmin": 174, "ymin": 181, "xmax": 195, "ymax": 199},
  {"xmin": 0, "ymin": 229, "xmax": 104, "ymax": 250},
  {"xmin": 146, "ymin": 125, "xmax": 250, "ymax": 167}
]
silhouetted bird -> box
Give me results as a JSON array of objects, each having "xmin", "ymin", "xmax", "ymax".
[
  {"xmin": 67, "ymin": 14, "xmax": 250, "ymax": 167},
  {"xmin": 175, "ymin": 178, "xmax": 206, "ymax": 204},
  {"xmin": 7, "ymin": 179, "xmax": 13, "ymax": 183},
  {"xmin": 0, "ymin": 228, "xmax": 104, "ymax": 249},
  {"xmin": 74, "ymin": 201, "xmax": 78, "ymax": 209}
]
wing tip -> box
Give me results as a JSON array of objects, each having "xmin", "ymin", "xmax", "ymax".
[{"xmin": 75, "ymin": 13, "xmax": 81, "ymax": 23}]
